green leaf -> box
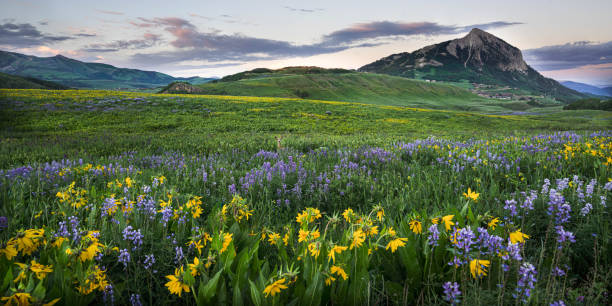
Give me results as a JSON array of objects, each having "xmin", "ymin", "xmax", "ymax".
[
  {"xmin": 200, "ymin": 269, "xmax": 223, "ymax": 303},
  {"xmin": 248, "ymin": 280, "xmax": 262, "ymax": 306}
]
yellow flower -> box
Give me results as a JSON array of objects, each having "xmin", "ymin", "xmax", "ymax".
[
  {"xmin": 328, "ymin": 245, "xmax": 348, "ymax": 263},
  {"xmin": 365, "ymin": 225, "xmax": 379, "ymax": 237},
  {"xmin": 220, "ymin": 233, "xmax": 233, "ymax": 254},
  {"xmin": 442, "ymin": 215, "xmax": 455, "ymax": 231},
  {"xmin": 165, "ymin": 266, "xmax": 190, "ymax": 297},
  {"xmin": 13, "ymin": 228, "xmax": 44, "ymax": 255},
  {"xmin": 0, "ymin": 242, "xmax": 18, "ymax": 260},
  {"xmin": 431, "ymin": 218, "xmax": 440, "ymax": 224},
  {"xmin": 385, "ymin": 237, "xmax": 408, "ymax": 253},
  {"xmin": 330, "ymin": 265, "xmax": 348, "ymax": 280},
  {"xmin": 283, "ymin": 233, "xmax": 289, "ymax": 246},
  {"xmin": 79, "ymin": 241, "xmax": 103, "ymax": 262},
  {"xmin": 296, "ymin": 207, "xmax": 321, "ymax": 225},
  {"xmin": 376, "ymin": 209, "xmax": 385, "ymax": 221},
  {"xmin": 187, "ymin": 240, "xmax": 203, "ymax": 255},
  {"xmin": 191, "ymin": 206, "xmax": 203, "ymax": 219},
  {"xmin": 29, "ymin": 260, "xmax": 53, "ymax": 280},
  {"xmin": 509, "ymin": 229, "xmax": 529, "ymax": 244},
  {"xmin": 308, "ymin": 242, "xmax": 320, "ymax": 258},
  {"xmin": 325, "ymin": 276, "xmax": 336, "ymax": 286},
  {"xmin": 488, "ymin": 217, "xmax": 500, "ymax": 230},
  {"xmin": 263, "ymin": 278, "xmax": 288, "ymax": 297},
  {"xmin": 188, "ymin": 257, "xmax": 200, "ymax": 277},
  {"xmin": 342, "ymin": 208, "xmax": 354, "ymax": 223},
  {"xmin": 268, "ymin": 232, "xmax": 281, "ymax": 245},
  {"xmin": 469, "ymin": 259, "xmax": 490, "ymax": 278},
  {"xmin": 409, "ymin": 219, "xmax": 422, "ymax": 234},
  {"xmin": 1, "ymin": 292, "xmax": 32, "ymax": 306},
  {"xmin": 350, "ymin": 229, "xmax": 366, "ymax": 250},
  {"xmin": 387, "ymin": 227, "xmax": 397, "ymax": 237},
  {"xmin": 463, "ymin": 188, "xmax": 480, "ymax": 201}
]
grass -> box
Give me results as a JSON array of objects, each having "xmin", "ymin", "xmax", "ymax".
[{"xmin": 0, "ymin": 89, "xmax": 610, "ymax": 305}]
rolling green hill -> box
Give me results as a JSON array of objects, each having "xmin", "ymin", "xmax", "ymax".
[
  {"xmin": 359, "ymin": 29, "xmax": 587, "ymax": 103},
  {"xmin": 0, "ymin": 72, "xmax": 69, "ymax": 89},
  {"xmin": 0, "ymin": 50, "xmax": 215, "ymax": 89},
  {"xmin": 189, "ymin": 67, "xmax": 510, "ymax": 111}
]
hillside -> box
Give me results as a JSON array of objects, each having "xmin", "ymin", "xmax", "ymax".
[
  {"xmin": 192, "ymin": 67, "xmax": 507, "ymax": 111},
  {"xmin": 0, "ymin": 50, "xmax": 214, "ymax": 89},
  {"xmin": 359, "ymin": 29, "xmax": 586, "ymax": 103},
  {"xmin": 0, "ymin": 72, "xmax": 69, "ymax": 89},
  {"xmin": 561, "ymin": 81, "xmax": 612, "ymax": 97}
]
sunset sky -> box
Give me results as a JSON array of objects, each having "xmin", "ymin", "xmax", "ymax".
[{"xmin": 1, "ymin": 0, "xmax": 611, "ymax": 85}]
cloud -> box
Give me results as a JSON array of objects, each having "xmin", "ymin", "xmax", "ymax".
[
  {"xmin": 130, "ymin": 18, "xmax": 521, "ymax": 66},
  {"xmin": 283, "ymin": 6, "xmax": 324, "ymax": 13},
  {"xmin": 0, "ymin": 22, "xmax": 73, "ymax": 47},
  {"xmin": 322, "ymin": 21, "xmax": 522, "ymax": 46},
  {"xmin": 523, "ymin": 41, "xmax": 612, "ymax": 71},
  {"xmin": 96, "ymin": 9, "xmax": 124, "ymax": 16},
  {"xmin": 75, "ymin": 33, "xmax": 97, "ymax": 37},
  {"xmin": 83, "ymin": 33, "xmax": 161, "ymax": 52}
]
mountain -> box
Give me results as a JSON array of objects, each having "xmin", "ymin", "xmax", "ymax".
[
  {"xmin": 0, "ymin": 72, "xmax": 69, "ymax": 89},
  {"xmin": 359, "ymin": 28, "xmax": 586, "ymax": 102},
  {"xmin": 0, "ymin": 50, "xmax": 215, "ymax": 89},
  {"xmin": 191, "ymin": 67, "xmax": 512, "ymax": 111},
  {"xmin": 561, "ymin": 81, "xmax": 612, "ymax": 97},
  {"xmin": 159, "ymin": 81, "xmax": 204, "ymax": 94}
]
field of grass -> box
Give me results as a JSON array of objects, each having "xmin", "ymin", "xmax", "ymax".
[
  {"xmin": 193, "ymin": 72, "xmax": 525, "ymax": 112},
  {"xmin": 0, "ymin": 89, "xmax": 611, "ymax": 305}
]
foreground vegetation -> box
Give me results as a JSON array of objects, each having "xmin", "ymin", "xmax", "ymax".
[{"xmin": 0, "ymin": 89, "xmax": 611, "ymax": 305}]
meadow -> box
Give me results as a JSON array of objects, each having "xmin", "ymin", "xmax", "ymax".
[{"xmin": 0, "ymin": 89, "xmax": 611, "ymax": 305}]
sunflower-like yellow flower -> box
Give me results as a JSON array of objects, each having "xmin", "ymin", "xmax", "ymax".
[
  {"xmin": 509, "ymin": 229, "xmax": 529, "ymax": 244},
  {"xmin": 488, "ymin": 217, "xmax": 500, "ymax": 230},
  {"xmin": 325, "ymin": 276, "xmax": 336, "ymax": 286},
  {"xmin": 0, "ymin": 242, "xmax": 18, "ymax": 260},
  {"xmin": 409, "ymin": 219, "xmax": 422, "ymax": 234},
  {"xmin": 220, "ymin": 233, "xmax": 233, "ymax": 254},
  {"xmin": 442, "ymin": 215, "xmax": 455, "ymax": 231},
  {"xmin": 13, "ymin": 228, "xmax": 45, "ymax": 255},
  {"xmin": 463, "ymin": 188, "xmax": 480, "ymax": 201},
  {"xmin": 385, "ymin": 237, "xmax": 408, "ymax": 253},
  {"xmin": 376, "ymin": 208, "xmax": 385, "ymax": 221},
  {"xmin": 187, "ymin": 239, "xmax": 203, "ymax": 255},
  {"xmin": 364, "ymin": 225, "xmax": 379, "ymax": 237},
  {"xmin": 188, "ymin": 257, "xmax": 200, "ymax": 277},
  {"xmin": 298, "ymin": 229, "xmax": 319, "ymax": 243},
  {"xmin": 267, "ymin": 232, "xmax": 280, "ymax": 245},
  {"xmin": 308, "ymin": 242, "xmax": 320, "ymax": 258},
  {"xmin": 328, "ymin": 245, "xmax": 348, "ymax": 263},
  {"xmin": 283, "ymin": 233, "xmax": 289, "ymax": 246},
  {"xmin": 263, "ymin": 278, "xmax": 288, "ymax": 297},
  {"xmin": 469, "ymin": 259, "xmax": 490, "ymax": 278},
  {"xmin": 165, "ymin": 266, "xmax": 190, "ymax": 297},
  {"xmin": 330, "ymin": 265, "xmax": 348, "ymax": 280},
  {"xmin": 350, "ymin": 229, "xmax": 366, "ymax": 250},
  {"xmin": 1, "ymin": 292, "xmax": 32, "ymax": 306},
  {"xmin": 29, "ymin": 260, "xmax": 53, "ymax": 280},
  {"xmin": 342, "ymin": 208, "xmax": 354, "ymax": 223}
]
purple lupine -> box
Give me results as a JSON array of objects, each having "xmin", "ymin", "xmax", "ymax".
[
  {"xmin": 143, "ymin": 254, "xmax": 155, "ymax": 270},
  {"xmin": 118, "ymin": 249, "xmax": 130, "ymax": 268},
  {"xmin": 427, "ymin": 224, "xmax": 440, "ymax": 246},
  {"xmin": 122, "ymin": 226, "xmax": 144, "ymax": 249},
  {"xmin": 551, "ymin": 267, "xmax": 566, "ymax": 277},
  {"xmin": 0, "ymin": 216, "xmax": 7, "ymax": 231},
  {"xmin": 69, "ymin": 216, "xmax": 80, "ymax": 242},
  {"xmin": 103, "ymin": 285, "xmax": 115, "ymax": 306},
  {"xmin": 442, "ymin": 282, "xmax": 461, "ymax": 305},
  {"xmin": 56, "ymin": 221, "xmax": 69, "ymax": 237},
  {"xmin": 580, "ymin": 203, "xmax": 593, "ymax": 216},
  {"xmin": 521, "ymin": 190, "xmax": 537, "ymax": 211},
  {"xmin": 101, "ymin": 197, "xmax": 118, "ymax": 218},
  {"xmin": 604, "ymin": 181, "xmax": 612, "ymax": 191},
  {"xmin": 130, "ymin": 294, "xmax": 142, "ymax": 306},
  {"xmin": 555, "ymin": 226, "xmax": 576, "ymax": 247},
  {"xmin": 504, "ymin": 199, "xmax": 518, "ymax": 217},
  {"xmin": 547, "ymin": 190, "xmax": 571, "ymax": 224},
  {"xmin": 174, "ymin": 246, "xmax": 184, "ymax": 263},
  {"xmin": 502, "ymin": 242, "xmax": 523, "ymax": 261},
  {"xmin": 514, "ymin": 262, "xmax": 537, "ymax": 303},
  {"xmin": 550, "ymin": 301, "xmax": 565, "ymax": 306},
  {"xmin": 448, "ymin": 256, "xmax": 463, "ymax": 267},
  {"xmin": 455, "ymin": 227, "xmax": 475, "ymax": 254},
  {"xmin": 160, "ymin": 207, "xmax": 173, "ymax": 225},
  {"xmin": 541, "ymin": 179, "xmax": 551, "ymax": 195}
]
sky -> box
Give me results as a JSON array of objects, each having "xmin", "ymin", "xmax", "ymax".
[{"xmin": 1, "ymin": 0, "xmax": 611, "ymax": 86}]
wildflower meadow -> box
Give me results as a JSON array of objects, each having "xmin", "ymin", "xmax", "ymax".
[{"xmin": 0, "ymin": 89, "xmax": 610, "ymax": 305}]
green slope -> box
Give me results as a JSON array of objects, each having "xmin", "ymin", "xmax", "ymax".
[
  {"xmin": 0, "ymin": 72, "xmax": 69, "ymax": 89},
  {"xmin": 194, "ymin": 68, "xmax": 508, "ymax": 111},
  {"xmin": 0, "ymin": 50, "xmax": 215, "ymax": 89}
]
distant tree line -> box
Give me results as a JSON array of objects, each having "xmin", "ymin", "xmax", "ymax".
[{"xmin": 563, "ymin": 98, "xmax": 612, "ymax": 111}]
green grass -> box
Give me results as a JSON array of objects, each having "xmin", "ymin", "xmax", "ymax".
[{"xmin": 194, "ymin": 72, "xmax": 522, "ymax": 112}]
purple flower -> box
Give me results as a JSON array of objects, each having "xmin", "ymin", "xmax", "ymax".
[
  {"xmin": 504, "ymin": 199, "xmax": 518, "ymax": 217},
  {"xmin": 103, "ymin": 284, "xmax": 115, "ymax": 306},
  {"xmin": 101, "ymin": 197, "xmax": 118, "ymax": 218},
  {"xmin": 122, "ymin": 226, "xmax": 144, "ymax": 249},
  {"xmin": 547, "ymin": 190, "xmax": 571, "ymax": 224},
  {"xmin": 0, "ymin": 216, "xmax": 7, "ymax": 230},
  {"xmin": 555, "ymin": 226, "xmax": 576, "ymax": 247},
  {"xmin": 552, "ymin": 267, "xmax": 565, "ymax": 277},
  {"xmin": 550, "ymin": 301, "xmax": 565, "ymax": 306},
  {"xmin": 514, "ymin": 262, "xmax": 537, "ymax": 303},
  {"xmin": 455, "ymin": 227, "xmax": 475, "ymax": 254},
  {"xmin": 118, "ymin": 249, "xmax": 130, "ymax": 268},
  {"xmin": 442, "ymin": 282, "xmax": 461, "ymax": 305},
  {"xmin": 580, "ymin": 203, "xmax": 592, "ymax": 216},
  {"xmin": 427, "ymin": 224, "xmax": 440, "ymax": 246},
  {"xmin": 130, "ymin": 294, "xmax": 142, "ymax": 306},
  {"xmin": 175, "ymin": 246, "xmax": 184, "ymax": 263},
  {"xmin": 143, "ymin": 254, "xmax": 155, "ymax": 270}
]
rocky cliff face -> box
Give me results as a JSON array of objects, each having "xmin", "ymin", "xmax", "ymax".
[{"xmin": 358, "ymin": 29, "xmax": 585, "ymax": 102}]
